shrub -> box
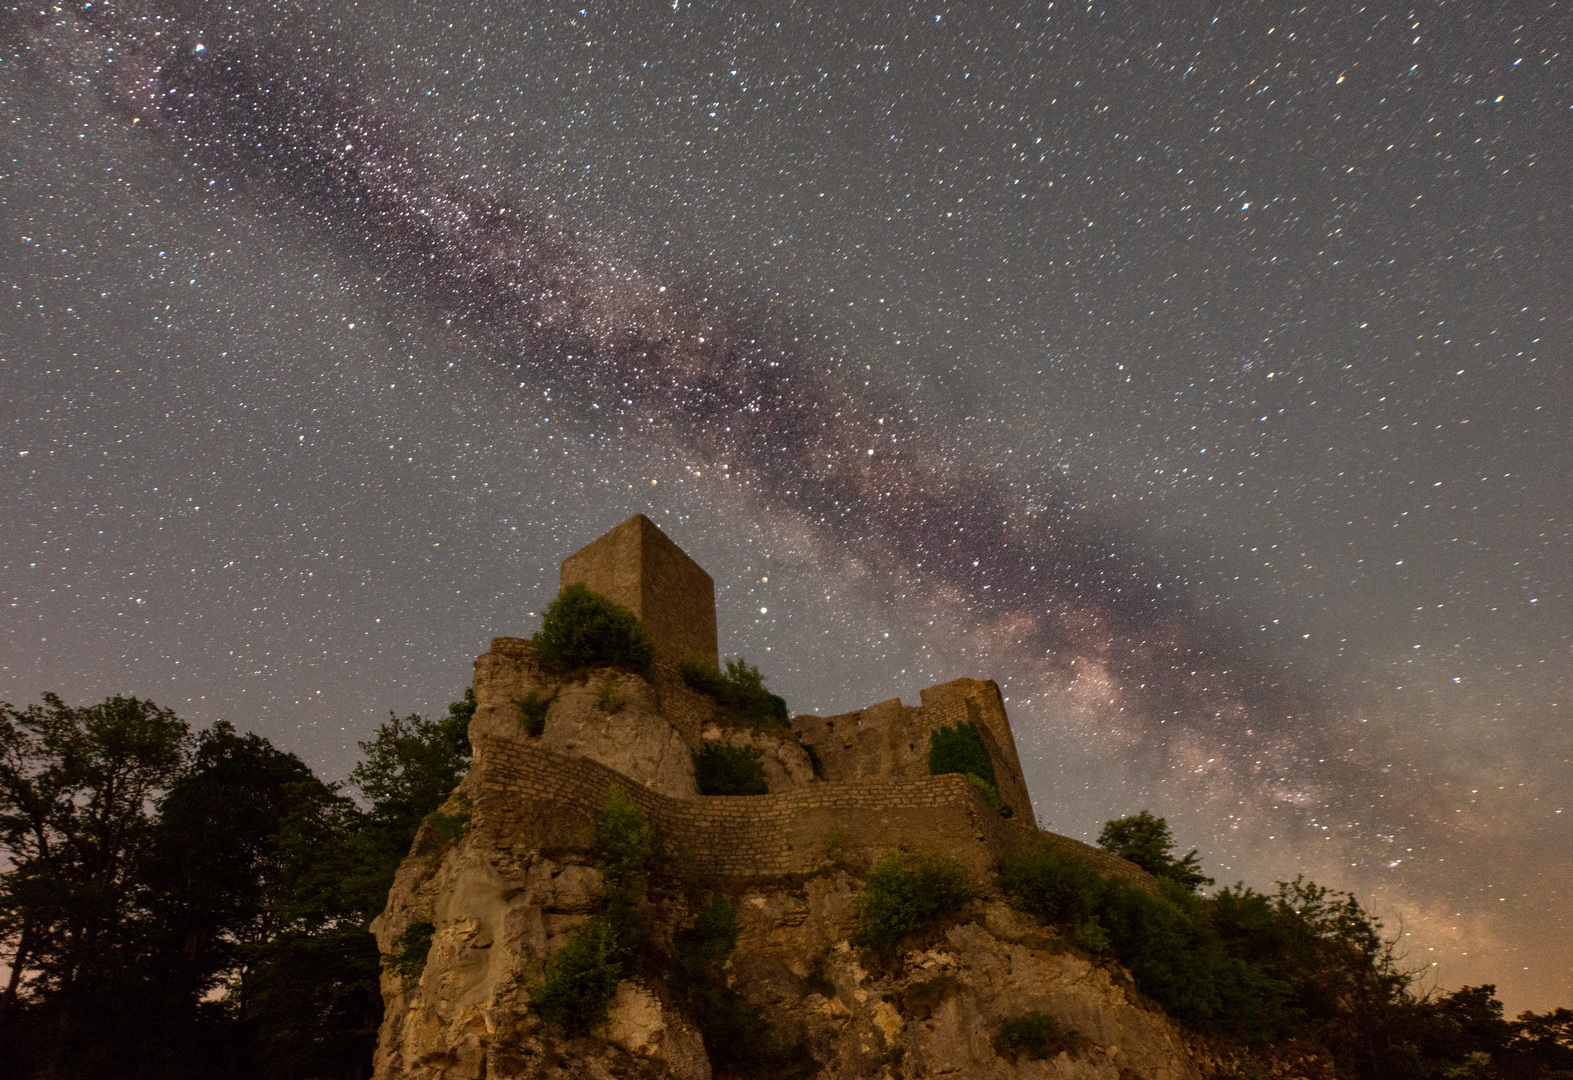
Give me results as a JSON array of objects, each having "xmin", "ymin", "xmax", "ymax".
[
  {"xmin": 680, "ymin": 655, "xmax": 790, "ymax": 728},
  {"xmin": 999, "ymin": 841, "xmax": 1288, "ymax": 1038},
  {"xmin": 963, "ymin": 773, "xmax": 1013, "ymax": 818},
  {"xmin": 995, "ymin": 1011, "xmax": 1064, "ymax": 1060},
  {"xmin": 927, "ymin": 722, "xmax": 997, "ymax": 786},
  {"xmin": 423, "ymin": 792, "xmax": 472, "ymax": 847},
  {"xmin": 855, "ymin": 853, "xmax": 972, "ymax": 949},
  {"xmin": 592, "ymin": 786, "xmax": 662, "ymax": 897},
  {"xmin": 391, "ymin": 921, "xmax": 435, "ymax": 982},
  {"xmin": 529, "ymin": 788, "xmax": 661, "ymax": 1032},
  {"xmin": 929, "ymin": 723, "xmax": 1011, "ymax": 817},
  {"xmin": 595, "ymin": 678, "xmax": 626, "ymax": 714},
  {"xmin": 678, "ymin": 654, "xmax": 725, "ymax": 695},
  {"xmin": 693, "ymin": 742, "xmax": 769, "ymax": 796},
  {"xmin": 1072, "ymin": 917, "xmax": 1111, "ymax": 953},
  {"xmin": 515, "ymin": 690, "xmax": 552, "ymax": 737},
  {"xmin": 532, "ymin": 583, "xmax": 654, "ymax": 676},
  {"xmin": 528, "ymin": 916, "xmax": 624, "ymax": 1033}
]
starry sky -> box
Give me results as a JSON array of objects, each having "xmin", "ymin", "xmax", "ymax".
[{"xmin": 3, "ymin": 0, "xmax": 1569, "ymax": 1010}]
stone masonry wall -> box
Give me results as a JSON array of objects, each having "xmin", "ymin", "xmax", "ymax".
[
  {"xmin": 790, "ymin": 678, "xmax": 1035, "ymax": 820},
  {"xmin": 559, "ymin": 514, "xmax": 719, "ymax": 668},
  {"xmin": 472, "ymin": 734, "xmax": 1152, "ymax": 888}
]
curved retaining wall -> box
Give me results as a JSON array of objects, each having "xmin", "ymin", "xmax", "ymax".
[{"xmin": 473, "ymin": 734, "xmax": 1152, "ymax": 887}]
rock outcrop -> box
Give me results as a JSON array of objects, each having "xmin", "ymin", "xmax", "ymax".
[
  {"xmin": 369, "ymin": 517, "xmax": 1208, "ymax": 1079},
  {"xmin": 371, "ymin": 794, "xmax": 1202, "ymax": 1080}
]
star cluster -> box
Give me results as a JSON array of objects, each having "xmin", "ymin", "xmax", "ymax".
[{"xmin": 2, "ymin": 1, "xmax": 1568, "ymax": 1008}]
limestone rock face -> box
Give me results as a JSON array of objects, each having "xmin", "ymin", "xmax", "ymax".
[
  {"xmin": 470, "ymin": 639, "xmax": 700, "ymax": 798},
  {"xmin": 533, "ymin": 674, "xmax": 697, "ymax": 798},
  {"xmin": 699, "ymin": 722, "xmax": 819, "ymax": 791},
  {"xmin": 725, "ymin": 881, "xmax": 1202, "ymax": 1080},
  {"xmin": 372, "ymin": 807, "xmax": 1203, "ymax": 1080}
]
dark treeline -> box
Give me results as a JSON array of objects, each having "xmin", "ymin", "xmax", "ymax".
[
  {"xmin": 1008, "ymin": 812, "xmax": 1573, "ymax": 1080},
  {"xmin": 0, "ymin": 691, "xmax": 474, "ymax": 1080}
]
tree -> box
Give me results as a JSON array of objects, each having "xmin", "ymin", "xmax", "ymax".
[
  {"xmin": 141, "ymin": 721, "xmax": 321, "ymax": 1008},
  {"xmin": 0, "ymin": 694, "xmax": 190, "ymax": 1012},
  {"xmin": 245, "ymin": 691, "xmax": 475, "ymax": 1079},
  {"xmin": 1097, "ymin": 810, "xmax": 1214, "ymax": 890}
]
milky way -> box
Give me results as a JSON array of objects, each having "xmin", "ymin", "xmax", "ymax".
[{"xmin": 4, "ymin": 1, "xmax": 1568, "ymax": 1008}]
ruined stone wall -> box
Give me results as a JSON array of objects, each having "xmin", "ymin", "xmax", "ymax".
[
  {"xmin": 790, "ymin": 678, "xmax": 1035, "ymax": 821},
  {"xmin": 472, "ymin": 734, "xmax": 1151, "ymax": 888},
  {"xmin": 558, "ymin": 514, "xmax": 719, "ymax": 668}
]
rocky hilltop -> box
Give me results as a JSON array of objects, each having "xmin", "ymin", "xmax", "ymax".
[{"xmin": 369, "ymin": 515, "xmax": 1205, "ymax": 1080}]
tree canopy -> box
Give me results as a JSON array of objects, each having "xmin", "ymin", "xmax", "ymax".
[
  {"xmin": 0, "ymin": 690, "xmax": 473, "ymax": 1080},
  {"xmin": 1096, "ymin": 809, "xmax": 1214, "ymax": 890}
]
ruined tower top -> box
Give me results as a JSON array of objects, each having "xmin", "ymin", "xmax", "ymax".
[{"xmin": 559, "ymin": 514, "xmax": 718, "ymax": 668}]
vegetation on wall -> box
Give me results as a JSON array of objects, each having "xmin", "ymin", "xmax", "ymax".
[
  {"xmin": 514, "ymin": 689, "xmax": 552, "ymax": 737},
  {"xmin": 528, "ymin": 787, "xmax": 811, "ymax": 1075},
  {"xmin": 994, "ymin": 1011, "xmax": 1070, "ymax": 1061},
  {"xmin": 692, "ymin": 742, "xmax": 770, "ymax": 796},
  {"xmin": 679, "ymin": 655, "xmax": 790, "ymax": 728},
  {"xmin": 532, "ymin": 583, "xmax": 655, "ymax": 677},
  {"xmin": 529, "ymin": 787, "xmax": 661, "ymax": 1033},
  {"xmin": 927, "ymin": 721, "xmax": 1012, "ymax": 817}
]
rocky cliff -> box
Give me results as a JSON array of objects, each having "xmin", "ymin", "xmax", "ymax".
[
  {"xmin": 369, "ymin": 663, "xmax": 1205, "ymax": 1080},
  {"xmin": 369, "ymin": 519, "xmax": 1212, "ymax": 1080}
]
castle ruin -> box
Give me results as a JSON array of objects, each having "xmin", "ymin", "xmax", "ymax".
[
  {"xmin": 371, "ymin": 515, "xmax": 1169, "ymax": 1080},
  {"xmin": 459, "ymin": 514, "xmax": 1139, "ymax": 886}
]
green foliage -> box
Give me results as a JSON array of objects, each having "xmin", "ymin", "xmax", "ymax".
[
  {"xmin": 928, "ymin": 723, "xmax": 1011, "ymax": 817},
  {"xmin": 680, "ymin": 655, "xmax": 790, "ymax": 728},
  {"xmin": 445, "ymin": 687, "xmax": 477, "ymax": 748},
  {"xmin": 1001, "ymin": 841, "xmax": 1286, "ymax": 1037},
  {"xmin": 532, "ymin": 583, "xmax": 655, "ymax": 676},
  {"xmin": 528, "ymin": 915, "xmax": 625, "ymax": 1033},
  {"xmin": 963, "ymin": 772, "xmax": 1014, "ymax": 818},
  {"xmin": 595, "ymin": 678, "xmax": 626, "ymax": 714},
  {"xmin": 1097, "ymin": 810, "xmax": 1214, "ymax": 890},
  {"xmin": 854, "ymin": 853, "xmax": 972, "ymax": 949},
  {"xmin": 927, "ymin": 722, "xmax": 997, "ymax": 786},
  {"xmin": 391, "ymin": 921, "xmax": 435, "ymax": 983},
  {"xmin": 692, "ymin": 742, "xmax": 770, "ymax": 796},
  {"xmin": 592, "ymin": 786, "xmax": 663, "ymax": 898},
  {"xmin": 350, "ymin": 707, "xmax": 473, "ymax": 846},
  {"xmin": 515, "ymin": 690, "xmax": 552, "ymax": 737},
  {"xmin": 995, "ymin": 1011, "xmax": 1064, "ymax": 1061},
  {"xmin": 422, "ymin": 792, "xmax": 472, "ymax": 848},
  {"xmin": 668, "ymin": 892, "xmax": 812, "ymax": 1077},
  {"xmin": 529, "ymin": 788, "xmax": 662, "ymax": 1033},
  {"xmin": 0, "ymin": 693, "xmax": 191, "ymax": 1010},
  {"xmin": 1072, "ymin": 917, "xmax": 1112, "ymax": 953}
]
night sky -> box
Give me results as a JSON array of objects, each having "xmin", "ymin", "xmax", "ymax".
[{"xmin": 3, "ymin": 1, "xmax": 1569, "ymax": 1010}]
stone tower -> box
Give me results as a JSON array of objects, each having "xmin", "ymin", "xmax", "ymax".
[{"xmin": 558, "ymin": 514, "xmax": 718, "ymax": 669}]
